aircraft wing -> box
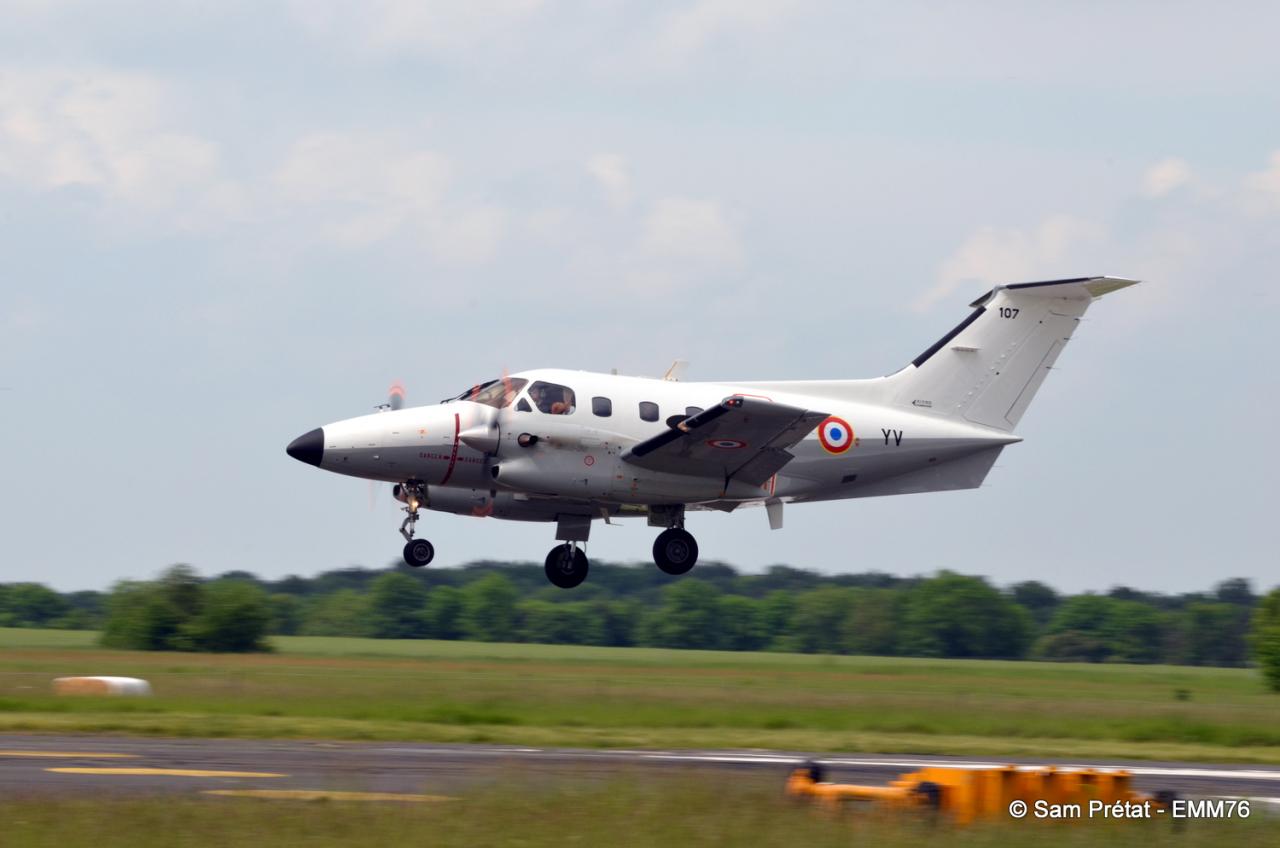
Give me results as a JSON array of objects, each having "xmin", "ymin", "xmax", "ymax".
[{"xmin": 622, "ymin": 396, "xmax": 828, "ymax": 487}]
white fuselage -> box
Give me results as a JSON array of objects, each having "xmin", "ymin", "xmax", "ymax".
[{"xmin": 311, "ymin": 368, "xmax": 1018, "ymax": 523}]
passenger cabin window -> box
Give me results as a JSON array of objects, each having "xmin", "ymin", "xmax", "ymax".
[
  {"xmin": 685, "ymin": 406, "xmax": 703, "ymax": 418},
  {"xmin": 639, "ymin": 401, "xmax": 659, "ymax": 422},
  {"xmin": 528, "ymin": 381, "xmax": 577, "ymax": 415},
  {"xmin": 592, "ymin": 396, "xmax": 612, "ymax": 417}
]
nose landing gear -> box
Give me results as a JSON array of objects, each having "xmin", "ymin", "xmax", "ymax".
[
  {"xmin": 544, "ymin": 543, "xmax": 589, "ymax": 589},
  {"xmin": 403, "ymin": 537, "xmax": 435, "ymax": 568},
  {"xmin": 397, "ymin": 481, "xmax": 435, "ymax": 568}
]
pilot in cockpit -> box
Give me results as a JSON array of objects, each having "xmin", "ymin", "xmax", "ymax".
[{"xmin": 550, "ymin": 388, "xmax": 575, "ymax": 415}]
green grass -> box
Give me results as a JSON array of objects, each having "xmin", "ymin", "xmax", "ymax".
[
  {"xmin": 0, "ymin": 780, "xmax": 1272, "ymax": 848},
  {"xmin": 2, "ymin": 628, "xmax": 1278, "ymax": 762}
]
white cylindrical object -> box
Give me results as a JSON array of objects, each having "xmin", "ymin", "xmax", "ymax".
[{"xmin": 53, "ymin": 676, "xmax": 152, "ymax": 696}]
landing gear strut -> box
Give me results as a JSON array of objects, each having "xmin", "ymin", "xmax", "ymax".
[
  {"xmin": 544, "ymin": 543, "xmax": 589, "ymax": 589},
  {"xmin": 397, "ymin": 481, "xmax": 434, "ymax": 568}
]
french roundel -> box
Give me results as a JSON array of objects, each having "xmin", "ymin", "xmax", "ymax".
[{"xmin": 818, "ymin": 416, "xmax": 854, "ymax": 454}]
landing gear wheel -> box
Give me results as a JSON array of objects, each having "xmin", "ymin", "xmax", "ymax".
[
  {"xmin": 403, "ymin": 538, "xmax": 435, "ymax": 568},
  {"xmin": 653, "ymin": 528, "xmax": 698, "ymax": 575},
  {"xmin": 544, "ymin": 543, "xmax": 589, "ymax": 589}
]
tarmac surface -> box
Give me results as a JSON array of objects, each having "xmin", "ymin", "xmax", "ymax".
[{"xmin": 3, "ymin": 735, "xmax": 1280, "ymax": 805}]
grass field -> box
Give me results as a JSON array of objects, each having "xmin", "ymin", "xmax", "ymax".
[
  {"xmin": 2, "ymin": 628, "xmax": 1278, "ymax": 763},
  {"xmin": 1, "ymin": 780, "xmax": 1273, "ymax": 848}
]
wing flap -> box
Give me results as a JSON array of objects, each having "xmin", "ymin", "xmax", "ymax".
[{"xmin": 623, "ymin": 397, "xmax": 827, "ymax": 485}]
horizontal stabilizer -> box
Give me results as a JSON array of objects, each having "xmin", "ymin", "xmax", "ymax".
[{"xmin": 967, "ymin": 276, "xmax": 1138, "ymax": 308}]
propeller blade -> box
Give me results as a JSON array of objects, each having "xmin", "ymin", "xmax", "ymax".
[{"xmin": 388, "ymin": 381, "xmax": 406, "ymax": 410}]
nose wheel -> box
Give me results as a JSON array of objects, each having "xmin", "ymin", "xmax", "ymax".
[
  {"xmin": 397, "ymin": 481, "xmax": 434, "ymax": 568},
  {"xmin": 653, "ymin": 528, "xmax": 698, "ymax": 575},
  {"xmin": 403, "ymin": 538, "xmax": 435, "ymax": 568},
  {"xmin": 544, "ymin": 543, "xmax": 589, "ymax": 589}
]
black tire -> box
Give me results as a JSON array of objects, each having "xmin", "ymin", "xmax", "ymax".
[
  {"xmin": 913, "ymin": 780, "xmax": 942, "ymax": 809},
  {"xmin": 802, "ymin": 760, "xmax": 825, "ymax": 783},
  {"xmin": 403, "ymin": 538, "xmax": 435, "ymax": 568},
  {"xmin": 544, "ymin": 544, "xmax": 589, "ymax": 589},
  {"xmin": 653, "ymin": 528, "xmax": 698, "ymax": 575}
]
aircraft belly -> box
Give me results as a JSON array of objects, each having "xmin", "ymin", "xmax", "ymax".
[
  {"xmin": 792, "ymin": 442, "xmax": 1006, "ymax": 503},
  {"xmin": 425, "ymin": 488, "xmax": 603, "ymax": 522},
  {"xmin": 608, "ymin": 468, "xmax": 752, "ymax": 504}
]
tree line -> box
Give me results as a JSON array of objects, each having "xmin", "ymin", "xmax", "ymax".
[{"xmin": 2, "ymin": 562, "xmax": 1278, "ymax": 687}]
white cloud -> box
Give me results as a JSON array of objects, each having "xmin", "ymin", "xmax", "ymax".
[
  {"xmin": 0, "ymin": 69, "xmax": 237, "ymax": 225},
  {"xmin": 586, "ymin": 153, "xmax": 632, "ymax": 211},
  {"xmin": 1142, "ymin": 157, "xmax": 1192, "ymax": 197},
  {"xmin": 272, "ymin": 131, "xmax": 504, "ymax": 262},
  {"xmin": 273, "ymin": 133, "xmax": 450, "ymax": 213},
  {"xmin": 640, "ymin": 196, "xmax": 742, "ymax": 267},
  {"xmin": 289, "ymin": 0, "xmax": 545, "ymax": 54},
  {"xmin": 0, "ymin": 70, "xmax": 509, "ymax": 261},
  {"xmin": 917, "ymin": 215, "xmax": 1104, "ymax": 311},
  {"xmin": 918, "ymin": 151, "xmax": 1280, "ymax": 320},
  {"xmin": 1243, "ymin": 150, "xmax": 1280, "ymax": 212},
  {"xmin": 425, "ymin": 206, "xmax": 507, "ymax": 265},
  {"xmin": 654, "ymin": 0, "xmax": 799, "ymax": 62},
  {"xmin": 524, "ymin": 207, "xmax": 574, "ymax": 246}
]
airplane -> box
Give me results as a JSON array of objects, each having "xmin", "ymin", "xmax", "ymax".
[{"xmin": 286, "ymin": 275, "xmax": 1136, "ymax": 588}]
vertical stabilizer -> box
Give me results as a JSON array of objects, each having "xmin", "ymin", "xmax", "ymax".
[{"xmin": 885, "ymin": 277, "xmax": 1138, "ymax": 432}]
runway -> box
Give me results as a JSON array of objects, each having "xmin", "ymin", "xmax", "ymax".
[{"xmin": 3, "ymin": 735, "xmax": 1280, "ymax": 805}]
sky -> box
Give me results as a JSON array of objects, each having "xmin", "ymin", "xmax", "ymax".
[{"xmin": 2, "ymin": 1, "xmax": 1277, "ymax": 594}]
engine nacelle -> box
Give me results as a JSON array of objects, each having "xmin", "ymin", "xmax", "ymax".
[{"xmin": 490, "ymin": 450, "xmax": 615, "ymax": 498}]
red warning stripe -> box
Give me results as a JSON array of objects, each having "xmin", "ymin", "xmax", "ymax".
[{"xmin": 439, "ymin": 413, "xmax": 461, "ymax": 485}]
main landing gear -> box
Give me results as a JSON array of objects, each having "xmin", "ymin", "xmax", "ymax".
[
  {"xmin": 654, "ymin": 528, "xmax": 698, "ymax": 575},
  {"xmin": 397, "ymin": 481, "xmax": 435, "ymax": 568},
  {"xmin": 544, "ymin": 543, "xmax": 589, "ymax": 589},
  {"xmin": 650, "ymin": 505, "xmax": 699, "ymax": 575}
]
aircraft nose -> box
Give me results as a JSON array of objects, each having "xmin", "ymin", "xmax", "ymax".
[{"xmin": 286, "ymin": 427, "xmax": 324, "ymax": 467}]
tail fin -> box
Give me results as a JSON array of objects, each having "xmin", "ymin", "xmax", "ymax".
[{"xmin": 886, "ymin": 276, "xmax": 1138, "ymax": 432}]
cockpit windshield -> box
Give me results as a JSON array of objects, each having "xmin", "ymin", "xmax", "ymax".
[{"xmin": 445, "ymin": 378, "xmax": 528, "ymax": 409}]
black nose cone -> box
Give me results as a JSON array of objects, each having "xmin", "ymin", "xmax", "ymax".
[{"xmin": 286, "ymin": 428, "xmax": 324, "ymax": 467}]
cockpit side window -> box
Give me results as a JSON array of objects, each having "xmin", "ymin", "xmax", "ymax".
[
  {"xmin": 528, "ymin": 381, "xmax": 577, "ymax": 415},
  {"xmin": 463, "ymin": 378, "xmax": 528, "ymax": 409}
]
